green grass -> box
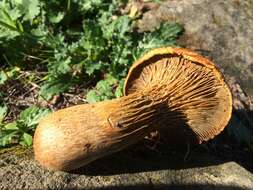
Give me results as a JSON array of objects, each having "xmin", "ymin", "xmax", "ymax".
[{"xmin": 0, "ymin": 0, "xmax": 183, "ymax": 147}]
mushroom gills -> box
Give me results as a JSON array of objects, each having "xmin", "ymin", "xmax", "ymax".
[{"xmin": 124, "ymin": 56, "xmax": 231, "ymax": 143}]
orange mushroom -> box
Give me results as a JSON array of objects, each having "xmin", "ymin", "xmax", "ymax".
[{"xmin": 33, "ymin": 47, "xmax": 232, "ymax": 171}]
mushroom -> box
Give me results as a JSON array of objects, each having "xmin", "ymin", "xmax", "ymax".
[{"xmin": 33, "ymin": 47, "xmax": 232, "ymax": 171}]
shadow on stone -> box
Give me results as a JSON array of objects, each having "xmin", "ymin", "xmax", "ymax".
[{"xmin": 72, "ymin": 142, "xmax": 225, "ymax": 176}]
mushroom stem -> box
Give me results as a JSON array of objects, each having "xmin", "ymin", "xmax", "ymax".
[{"xmin": 34, "ymin": 86, "xmax": 173, "ymax": 171}]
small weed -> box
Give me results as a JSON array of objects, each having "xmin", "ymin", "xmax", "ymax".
[{"xmin": 0, "ymin": 105, "xmax": 50, "ymax": 147}]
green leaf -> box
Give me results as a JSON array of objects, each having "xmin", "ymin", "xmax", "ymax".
[
  {"xmin": 115, "ymin": 16, "xmax": 132, "ymax": 38},
  {"xmin": 135, "ymin": 23, "xmax": 183, "ymax": 58},
  {"xmin": 78, "ymin": 0, "xmax": 103, "ymax": 12},
  {"xmin": 48, "ymin": 12, "xmax": 65, "ymax": 24},
  {"xmin": 4, "ymin": 122, "xmax": 19, "ymax": 130},
  {"xmin": 115, "ymin": 86, "xmax": 123, "ymax": 98},
  {"xmin": 50, "ymin": 57, "xmax": 72, "ymax": 74},
  {"xmin": 39, "ymin": 73, "xmax": 73, "ymax": 100},
  {"xmin": 115, "ymin": 79, "xmax": 124, "ymax": 98},
  {"xmin": 163, "ymin": 23, "xmax": 184, "ymax": 38},
  {"xmin": 0, "ymin": 8, "xmax": 17, "ymax": 28},
  {"xmin": 86, "ymin": 90, "xmax": 101, "ymax": 103},
  {"xmin": 0, "ymin": 67, "xmax": 20, "ymax": 85},
  {"xmin": 20, "ymin": 132, "xmax": 33, "ymax": 146},
  {"xmin": 0, "ymin": 129, "xmax": 18, "ymax": 147},
  {"xmin": 0, "ymin": 20, "xmax": 18, "ymax": 32},
  {"xmin": 0, "ymin": 105, "xmax": 8, "ymax": 123},
  {"xmin": 19, "ymin": 106, "xmax": 50, "ymax": 129},
  {"xmin": 96, "ymin": 80, "xmax": 111, "ymax": 93},
  {"xmin": 86, "ymin": 75, "xmax": 120, "ymax": 103},
  {"xmin": 100, "ymin": 14, "xmax": 132, "ymax": 41},
  {"xmin": 0, "ymin": 71, "xmax": 8, "ymax": 85},
  {"xmin": 85, "ymin": 62, "xmax": 102, "ymax": 75},
  {"xmin": 22, "ymin": 0, "xmax": 40, "ymax": 22},
  {"xmin": 105, "ymin": 75, "xmax": 118, "ymax": 85},
  {"xmin": 16, "ymin": 20, "xmax": 24, "ymax": 33},
  {"xmin": 0, "ymin": 5, "xmax": 22, "ymax": 39}
]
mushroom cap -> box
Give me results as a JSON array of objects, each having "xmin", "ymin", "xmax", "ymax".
[{"xmin": 124, "ymin": 47, "xmax": 232, "ymax": 144}]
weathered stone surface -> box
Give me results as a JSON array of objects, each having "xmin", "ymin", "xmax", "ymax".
[
  {"xmin": 137, "ymin": 0, "xmax": 253, "ymax": 98},
  {"xmin": 0, "ymin": 147, "xmax": 252, "ymax": 190}
]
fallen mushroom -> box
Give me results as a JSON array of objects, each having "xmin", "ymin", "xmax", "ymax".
[{"xmin": 33, "ymin": 47, "xmax": 232, "ymax": 171}]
